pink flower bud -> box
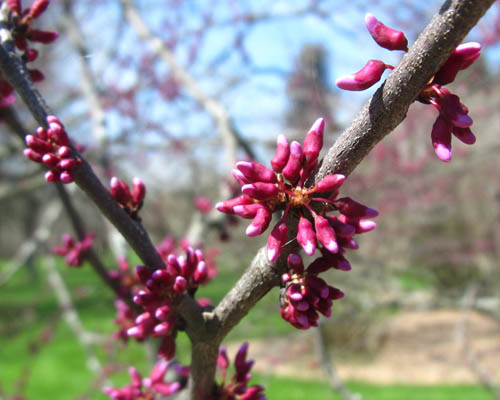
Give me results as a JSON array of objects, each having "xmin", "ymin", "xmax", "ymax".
[
  {"xmin": 236, "ymin": 161, "xmax": 277, "ymax": 184},
  {"xmin": 314, "ymin": 174, "xmax": 345, "ymax": 193},
  {"xmin": 282, "ymin": 141, "xmax": 304, "ymax": 183},
  {"xmin": 245, "ymin": 206, "xmax": 272, "ymax": 237},
  {"xmin": 215, "ymin": 194, "xmax": 253, "ymax": 213},
  {"xmin": 297, "ymin": 216, "xmax": 316, "ymax": 256},
  {"xmin": 452, "ymin": 127, "xmax": 476, "ymax": 145},
  {"xmin": 35, "ymin": 127, "xmax": 47, "ymax": 140},
  {"xmin": 45, "ymin": 170, "xmax": 58, "ymax": 182},
  {"xmin": 336, "ymin": 60, "xmax": 389, "ymax": 91},
  {"xmin": 110, "ymin": 177, "xmax": 131, "ymax": 205},
  {"xmin": 434, "ymin": 42, "xmax": 481, "ymax": 85},
  {"xmin": 57, "ymin": 146, "xmax": 72, "ymax": 158},
  {"xmin": 24, "ymin": 148, "xmax": 43, "ymax": 163},
  {"xmin": 27, "ymin": 29, "xmax": 59, "ymax": 43},
  {"xmin": 439, "ymin": 94, "xmax": 472, "ymax": 128},
  {"xmin": 327, "ymin": 215, "xmax": 356, "ymax": 237},
  {"xmin": 431, "ymin": 116, "xmax": 452, "ymax": 162},
  {"xmin": 166, "ymin": 254, "xmax": 181, "ymax": 276},
  {"xmin": 7, "ymin": 0, "xmax": 21, "ymax": 14},
  {"xmin": 287, "ymin": 253, "xmax": 304, "ymax": 274},
  {"xmin": 303, "ymin": 118, "xmax": 324, "ymax": 164},
  {"xmin": 150, "ymin": 360, "xmax": 170, "ymax": 383},
  {"xmin": 218, "ymin": 347, "xmax": 230, "ymax": 369},
  {"xmin": 132, "ymin": 177, "xmax": 146, "ymax": 205},
  {"xmin": 26, "ymin": 49, "xmax": 38, "ymax": 62},
  {"xmin": 28, "ymin": 0, "xmax": 50, "ymax": 19},
  {"xmin": 154, "ymin": 321, "xmax": 173, "ymax": 336},
  {"xmin": 267, "ymin": 220, "xmax": 288, "ymax": 262},
  {"xmin": 194, "ymin": 195, "xmax": 211, "ymax": 213},
  {"xmin": 58, "ymin": 158, "xmax": 78, "ymax": 170},
  {"xmin": 365, "ymin": 13, "xmax": 408, "ymax": 51},
  {"xmin": 158, "ymin": 335, "xmax": 176, "ymax": 360},
  {"xmin": 135, "ymin": 265, "xmax": 152, "ymax": 284},
  {"xmin": 233, "ymin": 203, "xmax": 262, "ymax": 219},
  {"xmin": 193, "ymin": 261, "xmax": 208, "ymax": 283},
  {"xmin": 29, "ymin": 69, "xmax": 44, "ymax": 82},
  {"xmin": 173, "ymin": 275, "xmax": 187, "ymax": 293},
  {"xmin": 314, "ymin": 216, "xmax": 338, "ymax": 253},
  {"xmin": 335, "ymin": 197, "xmax": 379, "ymax": 218},
  {"xmin": 26, "ymin": 134, "xmax": 51, "ymax": 153},
  {"xmin": 232, "ymin": 168, "xmax": 250, "ymax": 185},
  {"xmin": 242, "ymin": 182, "xmax": 278, "ymax": 201},
  {"xmin": 271, "ymin": 134, "xmax": 290, "ymax": 173},
  {"xmin": 155, "ymin": 305, "xmax": 172, "ymax": 321}
]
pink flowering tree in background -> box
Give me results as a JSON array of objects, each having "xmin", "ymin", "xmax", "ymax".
[{"xmin": 0, "ymin": 0, "xmax": 499, "ymax": 399}]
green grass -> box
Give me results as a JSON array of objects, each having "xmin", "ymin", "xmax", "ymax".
[
  {"xmin": 260, "ymin": 376, "xmax": 493, "ymax": 399},
  {"xmin": 0, "ymin": 258, "xmax": 493, "ymax": 399}
]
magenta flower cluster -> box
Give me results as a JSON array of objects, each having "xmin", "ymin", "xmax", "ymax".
[
  {"xmin": 24, "ymin": 116, "xmax": 81, "ymax": 183},
  {"xmin": 103, "ymin": 361, "xmax": 182, "ymax": 400},
  {"xmin": 214, "ymin": 343, "xmax": 266, "ymax": 400},
  {"xmin": 280, "ymin": 254, "xmax": 344, "ymax": 329},
  {"xmin": 336, "ymin": 13, "xmax": 481, "ymax": 162},
  {"xmin": 110, "ymin": 177, "xmax": 146, "ymax": 220},
  {"xmin": 1, "ymin": 0, "xmax": 58, "ymax": 107},
  {"xmin": 216, "ymin": 118, "xmax": 377, "ymax": 263},
  {"xmin": 127, "ymin": 247, "xmax": 213, "ymax": 360},
  {"xmin": 52, "ymin": 233, "xmax": 95, "ymax": 267}
]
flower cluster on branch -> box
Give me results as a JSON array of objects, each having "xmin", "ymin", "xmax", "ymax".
[
  {"xmin": 24, "ymin": 116, "xmax": 81, "ymax": 183},
  {"xmin": 52, "ymin": 232, "xmax": 94, "ymax": 267},
  {"xmin": 336, "ymin": 13, "xmax": 481, "ymax": 162},
  {"xmin": 1, "ymin": 0, "xmax": 57, "ymax": 107}
]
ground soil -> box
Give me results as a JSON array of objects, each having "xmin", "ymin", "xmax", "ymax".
[{"xmin": 229, "ymin": 310, "xmax": 500, "ymax": 384}]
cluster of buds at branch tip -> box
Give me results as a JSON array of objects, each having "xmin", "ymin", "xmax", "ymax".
[
  {"xmin": 24, "ymin": 116, "xmax": 81, "ymax": 183},
  {"xmin": 127, "ymin": 246, "xmax": 215, "ymax": 360},
  {"xmin": 110, "ymin": 177, "xmax": 146, "ymax": 220},
  {"xmin": 336, "ymin": 14, "xmax": 481, "ymax": 162},
  {"xmin": 1, "ymin": 0, "xmax": 58, "ymax": 107},
  {"xmin": 216, "ymin": 118, "xmax": 377, "ymax": 263},
  {"xmin": 103, "ymin": 360, "xmax": 182, "ymax": 400},
  {"xmin": 52, "ymin": 233, "xmax": 95, "ymax": 267},
  {"xmin": 214, "ymin": 343, "xmax": 266, "ymax": 400},
  {"xmin": 280, "ymin": 253, "xmax": 344, "ymax": 329}
]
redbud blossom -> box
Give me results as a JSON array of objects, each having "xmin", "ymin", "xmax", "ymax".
[
  {"xmin": 103, "ymin": 361, "xmax": 182, "ymax": 400},
  {"xmin": 214, "ymin": 343, "xmax": 266, "ymax": 400},
  {"xmin": 365, "ymin": 13, "xmax": 408, "ymax": 51},
  {"xmin": 280, "ymin": 254, "xmax": 344, "ymax": 329},
  {"xmin": 2, "ymin": 0, "xmax": 57, "ymax": 107},
  {"xmin": 336, "ymin": 13, "xmax": 481, "ymax": 162},
  {"xmin": 217, "ymin": 118, "xmax": 377, "ymax": 262},
  {"xmin": 25, "ymin": 116, "xmax": 81, "ymax": 183},
  {"xmin": 110, "ymin": 177, "xmax": 146, "ymax": 219},
  {"xmin": 52, "ymin": 233, "xmax": 95, "ymax": 267},
  {"xmin": 335, "ymin": 60, "xmax": 391, "ymax": 91}
]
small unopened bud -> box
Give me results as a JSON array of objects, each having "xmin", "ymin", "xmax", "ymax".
[
  {"xmin": 297, "ymin": 216, "xmax": 316, "ymax": 256},
  {"xmin": 303, "ymin": 118, "xmax": 324, "ymax": 164},
  {"xmin": 24, "ymin": 148, "xmax": 43, "ymax": 163},
  {"xmin": 42, "ymin": 153, "xmax": 58, "ymax": 167},
  {"xmin": 236, "ymin": 161, "xmax": 277, "ymax": 184},
  {"xmin": 7, "ymin": 0, "xmax": 21, "ymax": 14},
  {"xmin": 336, "ymin": 60, "xmax": 389, "ymax": 91},
  {"xmin": 314, "ymin": 216, "xmax": 338, "ymax": 253},
  {"xmin": 314, "ymin": 174, "xmax": 345, "ymax": 193},
  {"xmin": 245, "ymin": 206, "xmax": 271, "ymax": 237},
  {"xmin": 334, "ymin": 197, "xmax": 379, "ymax": 218},
  {"xmin": 282, "ymin": 141, "xmax": 304, "ymax": 183},
  {"xmin": 132, "ymin": 177, "xmax": 146, "ymax": 205},
  {"xmin": 365, "ymin": 13, "xmax": 408, "ymax": 51},
  {"xmin": 431, "ymin": 116, "xmax": 452, "ymax": 162},
  {"xmin": 59, "ymin": 171, "xmax": 74, "ymax": 183},
  {"xmin": 287, "ymin": 253, "xmax": 304, "ymax": 274},
  {"xmin": 28, "ymin": 0, "xmax": 50, "ymax": 19},
  {"xmin": 267, "ymin": 219, "xmax": 288, "ymax": 262},
  {"xmin": 242, "ymin": 182, "xmax": 278, "ymax": 201},
  {"xmin": 27, "ymin": 29, "xmax": 59, "ymax": 43},
  {"xmin": 271, "ymin": 134, "xmax": 290, "ymax": 173}
]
